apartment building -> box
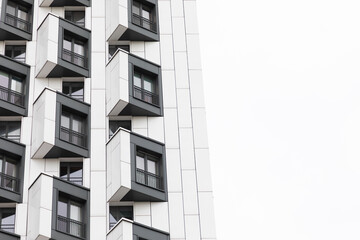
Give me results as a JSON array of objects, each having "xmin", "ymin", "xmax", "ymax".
[{"xmin": 0, "ymin": 0, "xmax": 216, "ymax": 239}]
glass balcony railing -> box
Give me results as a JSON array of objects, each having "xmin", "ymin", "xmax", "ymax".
[
  {"xmin": 60, "ymin": 126, "xmax": 87, "ymax": 149},
  {"xmin": 133, "ymin": 85, "xmax": 159, "ymax": 106},
  {"xmin": 57, "ymin": 215, "xmax": 85, "ymax": 239},
  {"xmin": 0, "ymin": 172, "xmax": 20, "ymax": 193},
  {"xmin": 132, "ymin": 13, "xmax": 156, "ymax": 32},
  {"xmin": 136, "ymin": 168, "xmax": 162, "ymax": 190},
  {"xmin": 0, "ymin": 86, "xmax": 25, "ymax": 107},
  {"xmin": 62, "ymin": 49, "xmax": 87, "ymax": 69}
]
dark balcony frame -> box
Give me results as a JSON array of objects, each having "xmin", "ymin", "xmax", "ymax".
[
  {"xmin": 51, "ymin": 176, "xmax": 90, "ymax": 240},
  {"xmin": 0, "ymin": 55, "xmax": 29, "ymax": 116},
  {"xmin": 131, "ymin": 0, "xmax": 157, "ymax": 33},
  {"xmin": 0, "ymin": 138, "xmax": 25, "ymax": 203},
  {"xmin": 121, "ymin": 132, "xmax": 167, "ymax": 202},
  {"xmin": 0, "ymin": 0, "xmax": 33, "ymax": 40},
  {"xmin": 0, "ymin": 229, "xmax": 20, "ymax": 240}
]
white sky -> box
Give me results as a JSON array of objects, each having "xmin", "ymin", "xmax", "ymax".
[{"xmin": 197, "ymin": 0, "xmax": 360, "ymax": 239}]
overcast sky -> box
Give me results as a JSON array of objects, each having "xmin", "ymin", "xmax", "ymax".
[{"xmin": 197, "ymin": 0, "xmax": 360, "ymax": 239}]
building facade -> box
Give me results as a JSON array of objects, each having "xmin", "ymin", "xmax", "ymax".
[{"xmin": 0, "ymin": 0, "xmax": 216, "ymax": 239}]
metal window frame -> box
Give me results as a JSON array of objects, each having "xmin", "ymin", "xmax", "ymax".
[{"xmin": 0, "ymin": 121, "xmax": 21, "ymax": 142}]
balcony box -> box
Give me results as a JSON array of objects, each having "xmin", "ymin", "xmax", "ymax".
[
  {"xmin": 28, "ymin": 173, "xmax": 90, "ymax": 240},
  {"xmin": 107, "ymin": 128, "xmax": 167, "ymax": 202},
  {"xmin": 39, "ymin": 0, "xmax": 90, "ymax": 7},
  {"xmin": 0, "ymin": 0, "xmax": 33, "ymax": 40},
  {"xmin": 106, "ymin": 0, "xmax": 159, "ymax": 41},
  {"xmin": 31, "ymin": 88, "xmax": 90, "ymax": 159},
  {"xmin": 108, "ymin": 219, "xmax": 169, "ymax": 240},
  {"xmin": 0, "ymin": 230, "xmax": 20, "ymax": 240},
  {"xmin": 0, "ymin": 138, "xmax": 25, "ymax": 203},
  {"xmin": 0, "ymin": 55, "xmax": 30, "ymax": 116},
  {"xmin": 36, "ymin": 13, "xmax": 91, "ymax": 78},
  {"xmin": 106, "ymin": 49, "xmax": 163, "ymax": 117}
]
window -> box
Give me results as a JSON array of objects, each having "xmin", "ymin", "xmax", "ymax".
[
  {"xmin": 109, "ymin": 120, "xmax": 131, "ymax": 138},
  {"xmin": 57, "ymin": 195, "xmax": 85, "ymax": 238},
  {"xmin": 60, "ymin": 162, "xmax": 83, "ymax": 185},
  {"xmin": 132, "ymin": 0, "xmax": 156, "ymax": 32},
  {"xmin": 0, "ymin": 155, "xmax": 18, "ymax": 193},
  {"xmin": 0, "ymin": 121, "xmax": 21, "ymax": 142},
  {"xmin": 5, "ymin": 45, "xmax": 26, "ymax": 63},
  {"xmin": 60, "ymin": 110, "xmax": 87, "ymax": 148},
  {"xmin": 0, "ymin": 70, "xmax": 25, "ymax": 107},
  {"xmin": 108, "ymin": 45, "xmax": 130, "ymax": 59},
  {"xmin": 63, "ymin": 33, "xmax": 87, "ymax": 68},
  {"xmin": 133, "ymin": 69, "xmax": 159, "ymax": 106},
  {"xmin": 5, "ymin": 1, "xmax": 31, "ymax": 32},
  {"xmin": 136, "ymin": 150, "xmax": 162, "ymax": 189},
  {"xmin": 65, "ymin": 11, "xmax": 85, "ymax": 27},
  {"xmin": 109, "ymin": 206, "xmax": 133, "ymax": 229},
  {"xmin": 63, "ymin": 82, "xmax": 84, "ymax": 101},
  {"xmin": 0, "ymin": 208, "xmax": 15, "ymax": 233}
]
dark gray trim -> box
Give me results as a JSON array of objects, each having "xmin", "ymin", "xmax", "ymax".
[
  {"xmin": 117, "ymin": 53, "xmax": 163, "ymax": 116},
  {"xmin": 118, "ymin": 0, "xmax": 159, "ymax": 41},
  {"xmin": 0, "ymin": 0, "xmax": 33, "ymax": 40},
  {"xmin": 133, "ymin": 222, "xmax": 169, "ymax": 240},
  {"xmin": 44, "ymin": 91, "xmax": 90, "ymax": 158},
  {"xmin": 0, "ymin": 137, "xmax": 25, "ymax": 203},
  {"xmin": 51, "ymin": 177, "xmax": 90, "ymax": 240},
  {"xmin": 0, "ymin": 230, "xmax": 20, "ymax": 240},
  {"xmin": 46, "ymin": 0, "xmax": 90, "ymax": 7},
  {"xmin": 0, "ymin": 55, "xmax": 30, "ymax": 116},
  {"xmin": 122, "ymin": 133, "xmax": 167, "ymax": 202}
]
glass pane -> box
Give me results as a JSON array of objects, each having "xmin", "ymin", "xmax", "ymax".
[
  {"xmin": 136, "ymin": 155, "xmax": 145, "ymax": 170},
  {"xmin": 13, "ymin": 46, "xmax": 26, "ymax": 62},
  {"xmin": 11, "ymin": 76, "xmax": 23, "ymax": 93},
  {"xmin": 6, "ymin": 2, "xmax": 16, "ymax": 15},
  {"xmin": 0, "ymin": 123, "xmax": 7, "ymax": 138},
  {"xmin": 70, "ymin": 203, "xmax": 82, "ymax": 221},
  {"xmin": 134, "ymin": 72, "xmax": 142, "ymax": 87},
  {"xmin": 63, "ymin": 85, "xmax": 70, "ymax": 95},
  {"xmin": 57, "ymin": 199, "xmax": 68, "ymax": 217},
  {"xmin": 1, "ymin": 211, "xmax": 15, "ymax": 225},
  {"xmin": 147, "ymin": 159, "xmax": 156, "ymax": 174},
  {"xmin": 69, "ymin": 165, "xmax": 82, "ymax": 185},
  {"xmin": 72, "ymin": 116, "xmax": 84, "ymax": 133},
  {"xmin": 65, "ymin": 11, "xmax": 72, "ymax": 21},
  {"xmin": 0, "ymin": 71, "xmax": 9, "ymax": 88},
  {"xmin": 74, "ymin": 41, "xmax": 85, "ymax": 56},
  {"xmin": 17, "ymin": 7, "xmax": 28, "ymax": 21},
  {"xmin": 143, "ymin": 76, "xmax": 154, "ymax": 92},
  {"xmin": 132, "ymin": 1, "xmax": 140, "ymax": 15},
  {"xmin": 8, "ymin": 122, "xmax": 20, "ymax": 142},
  {"xmin": 73, "ymin": 12, "xmax": 85, "ymax": 26},
  {"xmin": 60, "ymin": 164, "xmax": 68, "ymax": 180},
  {"xmin": 142, "ymin": 8, "xmax": 150, "ymax": 20},
  {"xmin": 61, "ymin": 113, "xmax": 70, "ymax": 128},
  {"xmin": 63, "ymin": 38, "xmax": 72, "ymax": 51},
  {"xmin": 5, "ymin": 47, "xmax": 12, "ymax": 58},
  {"xmin": 4, "ymin": 160, "xmax": 16, "ymax": 177},
  {"xmin": 71, "ymin": 86, "xmax": 84, "ymax": 100}
]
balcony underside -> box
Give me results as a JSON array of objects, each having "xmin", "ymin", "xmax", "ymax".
[
  {"xmin": 40, "ymin": 0, "xmax": 90, "ymax": 7},
  {"xmin": 121, "ymin": 186, "xmax": 166, "ymax": 202},
  {"xmin": 0, "ymin": 230, "xmax": 20, "ymax": 240},
  {"xmin": 0, "ymin": 22, "xmax": 32, "ymax": 41},
  {"xmin": 0, "ymin": 188, "xmax": 21, "ymax": 203},
  {"xmin": 43, "ymin": 141, "xmax": 88, "ymax": 158},
  {"xmin": 40, "ymin": 58, "xmax": 90, "ymax": 78},
  {"xmin": 118, "ymin": 99, "xmax": 161, "ymax": 116},
  {"xmin": 118, "ymin": 26, "xmax": 159, "ymax": 41},
  {"xmin": 0, "ymin": 101, "xmax": 26, "ymax": 116}
]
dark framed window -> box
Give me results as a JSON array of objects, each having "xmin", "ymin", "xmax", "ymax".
[
  {"xmin": 60, "ymin": 162, "xmax": 83, "ymax": 185},
  {"xmin": 0, "ymin": 155, "xmax": 18, "ymax": 193},
  {"xmin": 0, "ymin": 121, "xmax": 21, "ymax": 142},
  {"xmin": 5, "ymin": 1, "xmax": 32, "ymax": 32},
  {"xmin": 65, "ymin": 11, "xmax": 85, "ymax": 27},
  {"xmin": 63, "ymin": 82, "xmax": 84, "ymax": 101},
  {"xmin": 108, "ymin": 45, "xmax": 130, "ymax": 59},
  {"xmin": 5, "ymin": 45, "xmax": 26, "ymax": 63},
  {"xmin": 133, "ymin": 69, "xmax": 159, "ymax": 106},
  {"xmin": 0, "ymin": 208, "xmax": 15, "ymax": 233},
  {"xmin": 62, "ymin": 32, "xmax": 87, "ymax": 68},
  {"xmin": 60, "ymin": 109, "xmax": 87, "ymax": 148},
  {"xmin": 109, "ymin": 206, "xmax": 133, "ymax": 229},
  {"xmin": 109, "ymin": 120, "xmax": 131, "ymax": 138},
  {"xmin": 136, "ymin": 150, "xmax": 162, "ymax": 190},
  {"xmin": 57, "ymin": 194, "xmax": 85, "ymax": 238},
  {"xmin": 132, "ymin": 0, "xmax": 156, "ymax": 32},
  {"xmin": 0, "ymin": 70, "xmax": 25, "ymax": 107}
]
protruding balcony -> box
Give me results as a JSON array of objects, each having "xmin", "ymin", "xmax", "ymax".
[
  {"xmin": 31, "ymin": 88, "xmax": 90, "ymax": 159},
  {"xmin": 39, "ymin": 0, "xmax": 90, "ymax": 7},
  {"xmin": 0, "ymin": 0, "xmax": 33, "ymax": 40},
  {"xmin": 106, "ymin": 0, "xmax": 159, "ymax": 41},
  {"xmin": 0, "ymin": 55, "xmax": 30, "ymax": 116},
  {"xmin": 107, "ymin": 219, "xmax": 169, "ymax": 240},
  {"xmin": 0, "ymin": 137, "xmax": 25, "ymax": 203},
  {"xmin": 28, "ymin": 173, "xmax": 90, "ymax": 240},
  {"xmin": 36, "ymin": 13, "xmax": 91, "ymax": 78},
  {"xmin": 107, "ymin": 128, "xmax": 167, "ymax": 202},
  {"xmin": 106, "ymin": 49, "xmax": 163, "ymax": 116}
]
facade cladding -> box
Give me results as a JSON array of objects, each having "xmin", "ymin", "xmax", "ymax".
[{"xmin": 0, "ymin": 0, "xmax": 216, "ymax": 239}]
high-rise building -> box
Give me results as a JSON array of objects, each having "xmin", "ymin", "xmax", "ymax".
[{"xmin": 0, "ymin": 0, "xmax": 216, "ymax": 239}]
